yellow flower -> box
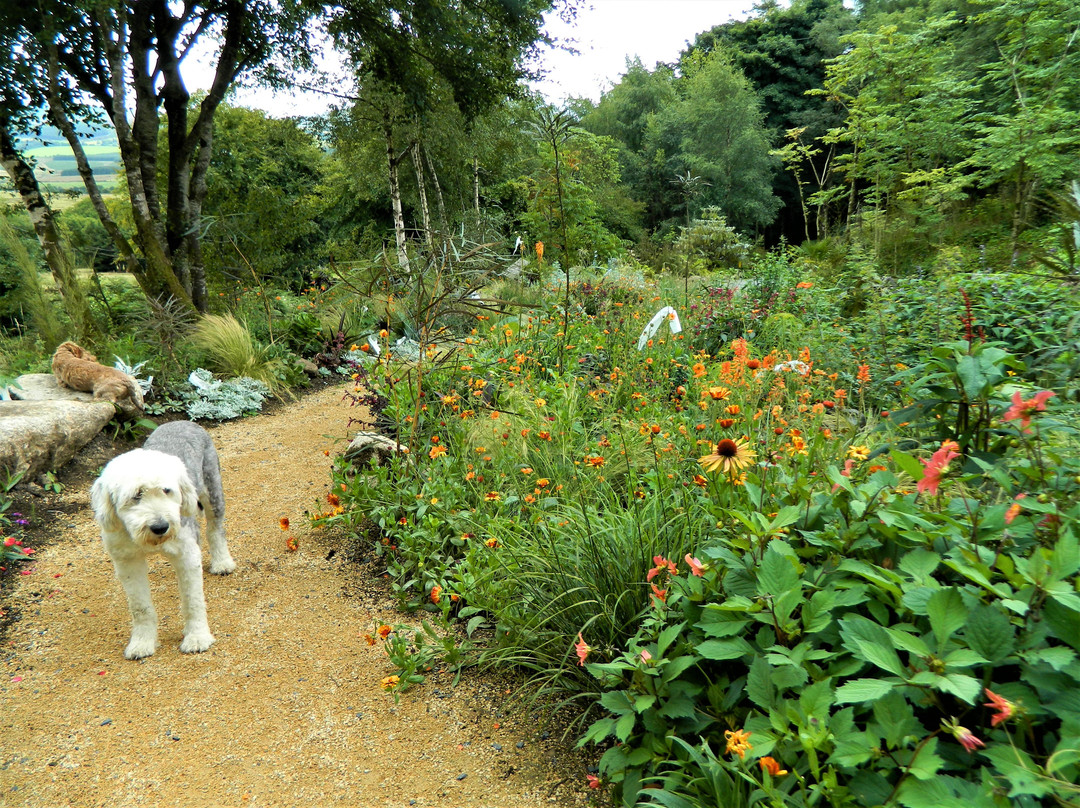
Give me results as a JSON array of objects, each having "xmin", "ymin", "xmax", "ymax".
[
  {"xmin": 700, "ymin": 439, "xmax": 756, "ymax": 478},
  {"xmin": 847, "ymin": 445, "xmax": 870, "ymax": 461},
  {"xmin": 380, "ymin": 675, "xmax": 400, "ymax": 690},
  {"xmin": 534, "ymin": 398, "xmax": 547, "ymax": 407}
]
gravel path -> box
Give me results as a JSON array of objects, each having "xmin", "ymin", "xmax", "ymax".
[{"xmin": 0, "ymin": 381, "xmax": 588, "ymax": 808}]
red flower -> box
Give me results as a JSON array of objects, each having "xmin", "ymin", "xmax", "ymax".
[
  {"xmin": 1004, "ymin": 389, "xmax": 1054, "ymax": 432},
  {"xmin": 917, "ymin": 440, "xmax": 961, "ymax": 496},
  {"xmin": 586, "ymin": 774, "xmax": 601, "ymax": 789}
]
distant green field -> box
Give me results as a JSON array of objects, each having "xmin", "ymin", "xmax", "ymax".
[{"xmin": 28, "ymin": 144, "xmax": 118, "ymax": 157}]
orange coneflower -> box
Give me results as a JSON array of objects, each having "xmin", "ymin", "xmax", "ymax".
[
  {"xmin": 724, "ymin": 728, "xmax": 753, "ymax": 759},
  {"xmin": 377, "ymin": 624, "xmax": 393, "ymax": 639},
  {"xmin": 700, "ymin": 439, "xmax": 756, "ymax": 477}
]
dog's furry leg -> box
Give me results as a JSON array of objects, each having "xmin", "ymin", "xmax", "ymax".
[
  {"xmin": 110, "ymin": 554, "xmax": 159, "ymax": 660},
  {"xmin": 163, "ymin": 529, "xmax": 215, "ymax": 654},
  {"xmin": 203, "ymin": 493, "xmax": 235, "ymax": 575}
]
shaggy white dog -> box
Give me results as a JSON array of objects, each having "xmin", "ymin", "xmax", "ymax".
[{"xmin": 91, "ymin": 423, "xmax": 235, "ymax": 659}]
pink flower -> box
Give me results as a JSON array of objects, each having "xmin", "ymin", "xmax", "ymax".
[
  {"xmin": 574, "ymin": 633, "xmax": 591, "ymax": 666},
  {"xmin": 684, "ymin": 554, "xmax": 704, "ymax": 577},
  {"xmin": 640, "ymin": 649, "xmax": 653, "ymax": 663},
  {"xmin": 1003, "ymin": 389, "xmax": 1054, "ymax": 433},
  {"xmin": 984, "ymin": 688, "xmax": 1016, "ymax": 727},
  {"xmin": 917, "ymin": 440, "xmax": 961, "ymax": 496},
  {"xmin": 951, "ymin": 724, "xmax": 985, "ymax": 753},
  {"xmin": 586, "ymin": 774, "xmax": 601, "ymax": 789}
]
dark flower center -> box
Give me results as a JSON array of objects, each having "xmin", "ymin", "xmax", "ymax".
[{"xmin": 716, "ymin": 439, "xmax": 739, "ymax": 457}]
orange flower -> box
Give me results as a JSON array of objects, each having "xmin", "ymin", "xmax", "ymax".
[
  {"xmin": 1005, "ymin": 494, "xmax": 1026, "ymax": 525},
  {"xmin": 575, "ymin": 632, "xmax": 591, "ymax": 666},
  {"xmin": 917, "ymin": 440, "xmax": 961, "ymax": 496},
  {"xmin": 380, "ymin": 675, "xmax": 400, "ymax": 690},
  {"xmin": 759, "ymin": 756, "xmax": 788, "ymax": 776},
  {"xmin": 279, "ymin": 517, "xmax": 290, "ymax": 531},
  {"xmin": 285, "ymin": 535, "xmax": 300, "ymax": 552},
  {"xmin": 724, "ymin": 728, "xmax": 753, "ymax": 759},
  {"xmin": 537, "ymin": 478, "xmax": 550, "ymax": 488},
  {"xmin": 1004, "ymin": 389, "xmax": 1055, "ymax": 433},
  {"xmin": 429, "ymin": 445, "xmax": 448, "ymax": 459},
  {"xmin": 705, "ymin": 386, "xmax": 731, "ymax": 401},
  {"xmin": 377, "ymin": 625, "xmax": 393, "ymax": 639},
  {"xmin": 692, "ymin": 362, "xmax": 707, "ymax": 378},
  {"xmin": 984, "ymin": 688, "xmax": 1016, "ymax": 726},
  {"xmin": 327, "ymin": 492, "xmax": 341, "ymax": 507},
  {"xmin": 430, "ymin": 585, "xmax": 442, "ymax": 604},
  {"xmin": 485, "ymin": 491, "xmax": 502, "ymax": 502}
]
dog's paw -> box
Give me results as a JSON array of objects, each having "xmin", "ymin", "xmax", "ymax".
[
  {"xmin": 125, "ymin": 636, "xmax": 158, "ymax": 660},
  {"xmin": 209, "ymin": 557, "xmax": 236, "ymax": 575},
  {"xmin": 179, "ymin": 630, "xmax": 215, "ymax": 654}
]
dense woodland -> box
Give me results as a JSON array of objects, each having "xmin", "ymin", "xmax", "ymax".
[
  {"xmin": 3, "ymin": 2, "xmax": 1080, "ymax": 807},
  {"xmin": 1, "ymin": 0, "xmax": 1078, "ymax": 332}
]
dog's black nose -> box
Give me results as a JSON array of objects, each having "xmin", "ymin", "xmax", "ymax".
[{"xmin": 149, "ymin": 521, "xmax": 169, "ymax": 536}]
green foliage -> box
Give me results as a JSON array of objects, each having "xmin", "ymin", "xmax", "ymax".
[
  {"xmin": 1, "ymin": 469, "xmax": 33, "ymax": 575},
  {"xmin": 675, "ymin": 207, "xmax": 752, "ymax": 271},
  {"xmin": 191, "ymin": 313, "xmax": 293, "ymax": 396},
  {"xmin": 0, "ymin": 214, "xmax": 64, "ymax": 346}
]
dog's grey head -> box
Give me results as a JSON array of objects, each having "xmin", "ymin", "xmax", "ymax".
[{"xmin": 91, "ymin": 449, "xmax": 198, "ymax": 548}]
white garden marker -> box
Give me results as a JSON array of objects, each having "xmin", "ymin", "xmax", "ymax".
[{"xmin": 637, "ymin": 306, "xmax": 683, "ymax": 350}]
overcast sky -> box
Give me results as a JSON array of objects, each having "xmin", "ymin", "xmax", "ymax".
[{"xmin": 204, "ymin": 0, "xmax": 763, "ymax": 116}]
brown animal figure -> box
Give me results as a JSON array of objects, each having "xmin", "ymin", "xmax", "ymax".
[{"xmin": 51, "ymin": 341, "xmax": 145, "ymax": 413}]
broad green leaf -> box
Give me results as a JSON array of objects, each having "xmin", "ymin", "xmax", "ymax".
[
  {"xmin": 757, "ymin": 545, "xmax": 800, "ymax": 597},
  {"xmin": 905, "ymin": 736, "xmax": 943, "ymax": 781},
  {"xmin": 926, "ymin": 587, "xmax": 967, "ymax": 648},
  {"xmin": 614, "ymin": 711, "xmax": 637, "ymax": 742},
  {"xmin": 657, "ymin": 621, "xmax": 685, "ymax": 657},
  {"xmin": 1044, "ymin": 600, "xmax": 1080, "ymax": 652},
  {"xmin": 660, "ymin": 655, "xmax": 698, "ymax": 683},
  {"xmin": 835, "ymin": 678, "xmax": 896, "ymax": 703},
  {"xmin": 963, "ymin": 604, "xmax": 1016, "ymax": 662},
  {"xmin": 799, "ymin": 680, "xmax": 834, "ymax": 719},
  {"xmin": 746, "ymin": 655, "xmax": 775, "ymax": 709},
  {"xmin": 600, "ymin": 690, "xmax": 634, "ymax": 715},
  {"xmin": 873, "ymin": 691, "xmax": 918, "ymax": 749},
  {"xmin": 899, "ymin": 548, "xmax": 941, "ymax": 581},
  {"xmin": 1027, "ymin": 646, "xmax": 1077, "ymax": 671},
  {"xmin": 896, "ymin": 776, "xmax": 964, "ymax": 808},
  {"xmin": 697, "ymin": 637, "xmax": 754, "ymax": 661},
  {"xmin": 890, "ymin": 449, "xmax": 925, "ymax": 481},
  {"xmin": 840, "ymin": 616, "xmax": 906, "ymax": 676}
]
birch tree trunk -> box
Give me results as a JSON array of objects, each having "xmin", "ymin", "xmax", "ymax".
[
  {"xmin": 384, "ymin": 117, "xmax": 410, "ymax": 270},
  {"xmin": 422, "ymin": 145, "xmax": 449, "ymax": 234},
  {"xmin": 411, "ymin": 142, "xmax": 433, "ymax": 251},
  {"xmin": 0, "ymin": 121, "xmax": 97, "ymax": 340}
]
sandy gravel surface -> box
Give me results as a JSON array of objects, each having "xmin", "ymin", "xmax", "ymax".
[{"xmin": 0, "ymin": 381, "xmax": 589, "ymax": 808}]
